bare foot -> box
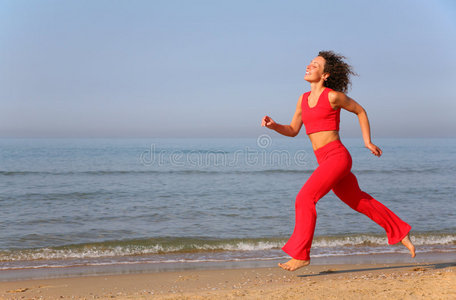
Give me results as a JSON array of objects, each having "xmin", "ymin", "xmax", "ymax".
[
  {"xmin": 401, "ymin": 234, "xmax": 416, "ymax": 258},
  {"xmin": 278, "ymin": 258, "xmax": 310, "ymax": 271}
]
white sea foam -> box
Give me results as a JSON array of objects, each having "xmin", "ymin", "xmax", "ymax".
[{"xmin": 1, "ymin": 233, "xmax": 454, "ymax": 263}]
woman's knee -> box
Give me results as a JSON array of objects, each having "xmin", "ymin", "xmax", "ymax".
[{"xmin": 295, "ymin": 189, "xmax": 316, "ymax": 209}]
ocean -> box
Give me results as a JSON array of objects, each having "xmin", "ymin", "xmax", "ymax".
[{"xmin": 0, "ymin": 137, "xmax": 455, "ymax": 279}]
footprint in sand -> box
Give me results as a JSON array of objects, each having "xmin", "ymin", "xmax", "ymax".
[
  {"xmin": 411, "ymin": 267, "xmax": 427, "ymax": 272},
  {"xmin": 7, "ymin": 287, "xmax": 29, "ymax": 293}
]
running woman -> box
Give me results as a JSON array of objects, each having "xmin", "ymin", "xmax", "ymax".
[{"xmin": 261, "ymin": 51, "xmax": 416, "ymax": 272}]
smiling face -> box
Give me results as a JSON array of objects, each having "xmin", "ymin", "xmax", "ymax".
[{"xmin": 304, "ymin": 56, "xmax": 329, "ymax": 83}]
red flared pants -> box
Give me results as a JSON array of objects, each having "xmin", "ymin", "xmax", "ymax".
[{"xmin": 282, "ymin": 140, "xmax": 411, "ymax": 261}]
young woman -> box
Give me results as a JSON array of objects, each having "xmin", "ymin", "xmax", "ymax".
[{"xmin": 261, "ymin": 51, "xmax": 416, "ymax": 272}]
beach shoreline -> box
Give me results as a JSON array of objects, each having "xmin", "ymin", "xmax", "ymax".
[
  {"xmin": 0, "ymin": 260, "xmax": 455, "ymax": 299},
  {"xmin": 1, "ymin": 252, "xmax": 455, "ymax": 299},
  {"xmin": 1, "ymin": 250, "xmax": 454, "ymax": 282}
]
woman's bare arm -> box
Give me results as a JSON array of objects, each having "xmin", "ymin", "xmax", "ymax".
[
  {"xmin": 329, "ymin": 91, "xmax": 382, "ymax": 157},
  {"xmin": 261, "ymin": 95, "xmax": 304, "ymax": 137}
]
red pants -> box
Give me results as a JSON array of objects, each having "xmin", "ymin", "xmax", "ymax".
[{"xmin": 282, "ymin": 140, "xmax": 411, "ymax": 260}]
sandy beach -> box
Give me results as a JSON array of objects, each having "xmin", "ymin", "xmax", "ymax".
[{"xmin": 0, "ymin": 261, "xmax": 455, "ymax": 299}]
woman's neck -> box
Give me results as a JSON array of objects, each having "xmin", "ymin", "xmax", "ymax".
[{"xmin": 310, "ymin": 81, "xmax": 326, "ymax": 94}]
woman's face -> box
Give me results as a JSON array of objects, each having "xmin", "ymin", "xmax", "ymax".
[{"xmin": 304, "ymin": 56, "xmax": 328, "ymax": 83}]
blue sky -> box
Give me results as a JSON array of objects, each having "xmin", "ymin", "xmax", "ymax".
[{"xmin": 1, "ymin": 0, "xmax": 455, "ymax": 138}]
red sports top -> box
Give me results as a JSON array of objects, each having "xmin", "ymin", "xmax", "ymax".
[{"xmin": 301, "ymin": 87, "xmax": 340, "ymax": 135}]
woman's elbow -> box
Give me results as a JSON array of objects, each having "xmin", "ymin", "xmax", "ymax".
[
  {"xmin": 355, "ymin": 107, "xmax": 367, "ymax": 116},
  {"xmin": 290, "ymin": 124, "xmax": 302, "ymax": 137},
  {"xmin": 290, "ymin": 128, "xmax": 300, "ymax": 137}
]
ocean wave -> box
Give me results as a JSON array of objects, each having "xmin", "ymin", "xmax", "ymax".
[
  {"xmin": 1, "ymin": 233, "xmax": 455, "ymax": 262},
  {"xmin": 0, "ymin": 238, "xmax": 285, "ymax": 262}
]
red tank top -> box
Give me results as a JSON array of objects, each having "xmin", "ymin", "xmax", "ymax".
[{"xmin": 301, "ymin": 88, "xmax": 340, "ymax": 135}]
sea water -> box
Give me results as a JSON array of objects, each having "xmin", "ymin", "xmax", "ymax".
[{"xmin": 0, "ymin": 137, "xmax": 455, "ymax": 277}]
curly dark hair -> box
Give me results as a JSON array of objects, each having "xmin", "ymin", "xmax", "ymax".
[{"xmin": 318, "ymin": 50, "xmax": 357, "ymax": 93}]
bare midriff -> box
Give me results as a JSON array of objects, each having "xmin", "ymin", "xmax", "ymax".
[{"xmin": 308, "ymin": 130, "xmax": 340, "ymax": 151}]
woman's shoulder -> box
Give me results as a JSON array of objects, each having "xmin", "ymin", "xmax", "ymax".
[
  {"xmin": 327, "ymin": 89, "xmax": 349, "ymax": 109},
  {"xmin": 297, "ymin": 93, "xmax": 306, "ymax": 105},
  {"xmin": 327, "ymin": 89, "xmax": 347, "ymax": 101}
]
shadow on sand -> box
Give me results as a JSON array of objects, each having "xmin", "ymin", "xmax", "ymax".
[{"xmin": 297, "ymin": 262, "xmax": 456, "ymax": 278}]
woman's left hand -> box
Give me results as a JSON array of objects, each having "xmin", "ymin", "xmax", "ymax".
[{"xmin": 366, "ymin": 143, "xmax": 382, "ymax": 157}]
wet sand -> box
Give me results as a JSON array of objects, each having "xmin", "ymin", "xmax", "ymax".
[{"xmin": 0, "ymin": 261, "xmax": 455, "ymax": 299}]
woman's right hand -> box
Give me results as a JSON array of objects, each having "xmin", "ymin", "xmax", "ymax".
[{"xmin": 261, "ymin": 115, "xmax": 277, "ymax": 129}]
